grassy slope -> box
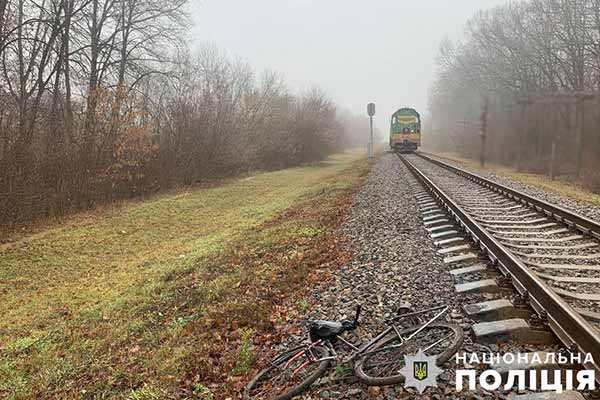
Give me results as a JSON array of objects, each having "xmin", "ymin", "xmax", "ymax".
[
  {"xmin": 427, "ymin": 151, "xmax": 600, "ymax": 208},
  {"xmin": 0, "ymin": 152, "xmax": 369, "ymax": 399}
]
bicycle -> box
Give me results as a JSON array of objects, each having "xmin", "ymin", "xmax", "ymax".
[{"xmin": 243, "ymin": 304, "xmax": 463, "ymax": 399}]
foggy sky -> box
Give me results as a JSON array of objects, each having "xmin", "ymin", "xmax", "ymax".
[{"xmin": 191, "ymin": 0, "xmax": 507, "ymax": 131}]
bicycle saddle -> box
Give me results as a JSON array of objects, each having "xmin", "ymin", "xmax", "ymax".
[
  {"xmin": 309, "ymin": 320, "xmax": 345, "ymax": 342},
  {"xmin": 308, "ymin": 306, "xmax": 361, "ymax": 342}
]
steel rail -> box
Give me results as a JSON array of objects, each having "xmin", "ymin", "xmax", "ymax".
[
  {"xmin": 416, "ymin": 152, "xmax": 600, "ymax": 240},
  {"xmin": 398, "ymin": 153, "xmax": 600, "ymax": 380}
]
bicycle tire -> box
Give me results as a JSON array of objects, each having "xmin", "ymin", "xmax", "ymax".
[
  {"xmin": 354, "ymin": 322, "xmax": 463, "ymax": 386},
  {"xmin": 243, "ymin": 344, "xmax": 331, "ymax": 400}
]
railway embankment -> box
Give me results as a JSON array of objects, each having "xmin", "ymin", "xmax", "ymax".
[{"xmin": 0, "ymin": 151, "xmax": 369, "ymax": 399}]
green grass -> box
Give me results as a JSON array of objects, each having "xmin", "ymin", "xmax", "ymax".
[
  {"xmin": 232, "ymin": 328, "xmax": 253, "ymax": 376},
  {"xmin": 427, "ymin": 151, "xmax": 600, "ymax": 209},
  {"xmin": 0, "ymin": 151, "xmax": 369, "ymax": 399},
  {"xmin": 296, "ymin": 298, "xmax": 310, "ymax": 312}
]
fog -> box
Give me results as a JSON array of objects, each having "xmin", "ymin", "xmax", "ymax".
[
  {"xmin": 1, "ymin": 0, "xmax": 529, "ymax": 225},
  {"xmin": 192, "ymin": 0, "xmax": 508, "ymax": 131}
]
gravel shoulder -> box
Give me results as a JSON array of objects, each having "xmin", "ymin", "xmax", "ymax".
[{"xmin": 286, "ymin": 152, "xmax": 475, "ymax": 399}]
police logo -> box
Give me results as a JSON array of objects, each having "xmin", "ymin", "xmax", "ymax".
[
  {"xmin": 414, "ymin": 361, "xmax": 428, "ymax": 381},
  {"xmin": 399, "ymin": 349, "xmax": 443, "ymax": 394}
]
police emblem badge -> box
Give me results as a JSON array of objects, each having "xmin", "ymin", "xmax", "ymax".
[{"xmin": 399, "ymin": 349, "xmax": 442, "ymax": 394}]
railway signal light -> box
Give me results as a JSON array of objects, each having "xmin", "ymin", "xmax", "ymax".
[
  {"xmin": 367, "ymin": 103, "xmax": 376, "ymax": 117},
  {"xmin": 367, "ymin": 103, "xmax": 375, "ymax": 158}
]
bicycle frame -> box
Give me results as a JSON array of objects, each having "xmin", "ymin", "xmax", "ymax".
[{"xmin": 291, "ymin": 305, "xmax": 450, "ymax": 372}]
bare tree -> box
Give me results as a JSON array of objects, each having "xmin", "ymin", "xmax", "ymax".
[{"xmin": 429, "ymin": 0, "xmax": 600, "ymax": 188}]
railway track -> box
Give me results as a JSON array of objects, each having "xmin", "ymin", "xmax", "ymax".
[{"xmin": 398, "ymin": 152, "xmax": 600, "ymax": 381}]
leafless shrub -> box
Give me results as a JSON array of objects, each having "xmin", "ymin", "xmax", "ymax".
[{"xmin": 0, "ymin": 7, "xmax": 360, "ymax": 230}]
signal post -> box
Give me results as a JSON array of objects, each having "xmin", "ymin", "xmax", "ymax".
[{"xmin": 367, "ymin": 102, "xmax": 376, "ymax": 158}]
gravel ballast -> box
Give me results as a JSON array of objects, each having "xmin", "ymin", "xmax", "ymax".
[
  {"xmin": 303, "ymin": 151, "xmax": 466, "ymax": 398},
  {"xmin": 426, "ymin": 153, "xmax": 600, "ymax": 224}
]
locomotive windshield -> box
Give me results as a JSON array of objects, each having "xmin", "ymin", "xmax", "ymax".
[{"xmin": 391, "ymin": 108, "xmax": 421, "ymax": 134}]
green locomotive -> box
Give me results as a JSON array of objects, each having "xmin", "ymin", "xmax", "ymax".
[{"xmin": 389, "ymin": 107, "xmax": 421, "ymax": 152}]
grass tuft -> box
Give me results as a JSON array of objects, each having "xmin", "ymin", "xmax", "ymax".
[{"xmin": 233, "ymin": 328, "xmax": 254, "ymax": 376}]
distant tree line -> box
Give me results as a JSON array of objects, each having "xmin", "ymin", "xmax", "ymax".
[
  {"xmin": 336, "ymin": 108, "xmax": 383, "ymax": 148},
  {"xmin": 0, "ymin": 0, "xmax": 367, "ymax": 229},
  {"xmin": 428, "ymin": 0, "xmax": 600, "ymax": 191}
]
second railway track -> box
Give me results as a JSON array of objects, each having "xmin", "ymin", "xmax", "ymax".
[{"xmin": 399, "ymin": 151, "xmax": 600, "ymax": 382}]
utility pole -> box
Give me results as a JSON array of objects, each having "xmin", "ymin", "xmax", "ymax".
[
  {"xmin": 367, "ymin": 103, "xmax": 376, "ymax": 158},
  {"xmin": 517, "ymin": 98, "xmax": 531, "ymax": 172},
  {"xmin": 462, "ymin": 117, "xmax": 467, "ymax": 156},
  {"xmin": 479, "ymin": 98, "xmax": 488, "ymax": 167},
  {"xmin": 575, "ymin": 92, "xmax": 593, "ymax": 178},
  {"xmin": 549, "ymin": 98, "xmax": 558, "ymax": 180}
]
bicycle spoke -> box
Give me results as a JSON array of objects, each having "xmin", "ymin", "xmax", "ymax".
[
  {"xmin": 247, "ymin": 345, "xmax": 329, "ymax": 398},
  {"xmin": 358, "ymin": 323, "xmax": 462, "ymax": 380},
  {"xmin": 423, "ymin": 332, "xmax": 454, "ymax": 352},
  {"xmin": 362, "ymin": 358, "xmax": 405, "ymax": 370}
]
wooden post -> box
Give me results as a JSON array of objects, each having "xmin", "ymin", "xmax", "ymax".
[
  {"xmin": 574, "ymin": 93, "xmax": 593, "ymax": 178},
  {"xmin": 537, "ymin": 101, "xmax": 545, "ymax": 165},
  {"xmin": 550, "ymin": 142, "xmax": 557, "ymax": 180},
  {"xmin": 549, "ymin": 100, "xmax": 558, "ymax": 180},
  {"xmin": 462, "ymin": 117, "xmax": 467, "ymax": 157},
  {"xmin": 480, "ymin": 98, "xmax": 488, "ymax": 167},
  {"xmin": 575, "ymin": 95, "xmax": 583, "ymax": 178},
  {"xmin": 517, "ymin": 98, "xmax": 530, "ymax": 172}
]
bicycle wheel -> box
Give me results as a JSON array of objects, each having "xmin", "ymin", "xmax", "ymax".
[
  {"xmin": 243, "ymin": 344, "xmax": 331, "ymax": 400},
  {"xmin": 354, "ymin": 322, "xmax": 463, "ymax": 386}
]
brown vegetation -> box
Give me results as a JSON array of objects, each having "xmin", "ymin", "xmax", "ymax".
[
  {"xmin": 0, "ymin": 0, "xmax": 368, "ymax": 231},
  {"xmin": 427, "ymin": 0, "xmax": 600, "ymax": 190}
]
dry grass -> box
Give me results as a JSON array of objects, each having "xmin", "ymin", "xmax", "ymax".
[
  {"xmin": 426, "ymin": 151, "xmax": 600, "ymax": 209},
  {"xmin": 0, "ymin": 151, "xmax": 370, "ymax": 399}
]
